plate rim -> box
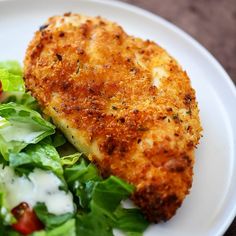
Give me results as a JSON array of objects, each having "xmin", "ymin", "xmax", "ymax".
[{"xmin": 1, "ymin": 0, "xmax": 236, "ymax": 235}]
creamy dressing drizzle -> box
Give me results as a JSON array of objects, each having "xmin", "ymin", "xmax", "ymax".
[
  {"xmin": 0, "ymin": 164, "xmax": 74, "ymax": 215},
  {"xmin": 0, "ymin": 121, "xmax": 44, "ymax": 143}
]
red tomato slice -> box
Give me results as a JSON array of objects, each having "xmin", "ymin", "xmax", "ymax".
[{"xmin": 11, "ymin": 202, "xmax": 44, "ymax": 235}]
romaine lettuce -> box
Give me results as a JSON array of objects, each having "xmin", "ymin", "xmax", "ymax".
[
  {"xmin": 0, "ymin": 187, "xmax": 16, "ymax": 225},
  {"xmin": 114, "ymin": 206, "xmax": 149, "ymax": 234},
  {"xmin": 51, "ymin": 131, "xmax": 66, "ymax": 148},
  {"xmin": 30, "ymin": 219, "xmax": 76, "ymax": 236},
  {"xmin": 60, "ymin": 152, "xmax": 82, "ymax": 166},
  {"xmin": 0, "ymin": 103, "xmax": 55, "ymax": 159},
  {"xmin": 64, "ymin": 160, "xmax": 148, "ymax": 236},
  {"xmin": 0, "ymin": 68, "xmax": 24, "ymax": 92},
  {"xmin": 0, "ymin": 92, "xmax": 39, "ymax": 110},
  {"xmin": 0, "ymin": 61, "xmax": 22, "ymax": 76},
  {"xmin": 34, "ymin": 203, "xmax": 74, "ymax": 230},
  {"xmin": 0, "ymin": 60, "xmax": 149, "ymax": 236},
  {"xmin": 9, "ymin": 141, "xmax": 63, "ymax": 176}
]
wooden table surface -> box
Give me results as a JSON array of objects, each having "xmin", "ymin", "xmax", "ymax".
[{"xmin": 120, "ymin": 0, "xmax": 236, "ymax": 235}]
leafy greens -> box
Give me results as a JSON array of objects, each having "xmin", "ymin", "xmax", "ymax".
[
  {"xmin": 0, "ymin": 103, "xmax": 55, "ymax": 159},
  {"xmin": 64, "ymin": 160, "xmax": 148, "ymax": 236},
  {"xmin": 9, "ymin": 140, "xmax": 63, "ymax": 176},
  {"xmin": 0, "ymin": 61, "xmax": 24, "ymax": 92},
  {"xmin": 0, "ymin": 60, "xmax": 149, "ymax": 235}
]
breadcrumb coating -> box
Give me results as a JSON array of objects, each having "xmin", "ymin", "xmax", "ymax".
[{"xmin": 24, "ymin": 13, "xmax": 202, "ymax": 222}]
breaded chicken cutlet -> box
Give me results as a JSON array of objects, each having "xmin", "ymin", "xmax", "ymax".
[{"xmin": 24, "ymin": 13, "xmax": 202, "ymax": 222}]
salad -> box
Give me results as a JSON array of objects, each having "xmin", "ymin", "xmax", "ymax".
[{"xmin": 0, "ymin": 61, "xmax": 149, "ymax": 236}]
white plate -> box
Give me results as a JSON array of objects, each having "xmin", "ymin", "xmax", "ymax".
[{"xmin": 1, "ymin": 0, "xmax": 236, "ymax": 235}]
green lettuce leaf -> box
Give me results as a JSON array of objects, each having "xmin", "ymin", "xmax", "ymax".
[
  {"xmin": 56, "ymin": 142, "xmax": 78, "ymax": 160},
  {"xmin": 0, "ymin": 226, "xmax": 21, "ymax": 236},
  {"xmin": 74, "ymin": 176, "xmax": 136, "ymax": 236},
  {"xmin": 60, "ymin": 152, "xmax": 82, "ymax": 166},
  {"xmin": 114, "ymin": 206, "xmax": 149, "ymax": 234},
  {"xmin": 75, "ymin": 210, "xmax": 113, "ymax": 236},
  {"xmin": 30, "ymin": 219, "xmax": 76, "ymax": 236},
  {"xmin": 0, "ymin": 70, "xmax": 24, "ymax": 92},
  {"xmin": 51, "ymin": 131, "xmax": 66, "ymax": 148},
  {"xmin": 0, "ymin": 68, "xmax": 24, "ymax": 92},
  {"xmin": 0, "ymin": 186, "xmax": 16, "ymax": 225},
  {"xmin": 91, "ymin": 176, "xmax": 134, "ymax": 214},
  {"xmin": 0, "ymin": 116, "xmax": 9, "ymax": 128},
  {"xmin": 0, "ymin": 61, "xmax": 24, "ymax": 92},
  {"xmin": 0, "ymin": 103, "xmax": 55, "ymax": 159},
  {"xmin": 0, "ymin": 61, "xmax": 22, "ymax": 76},
  {"xmin": 64, "ymin": 159, "xmax": 100, "ymax": 208},
  {"xmin": 0, "ymin": 92, "xmax": 39, "ymax": 110},
  {"xmin": 34, "ymin": 203, "xmax": 74, "ymax": 230},
  {"xmin": 64, "ymin": 159, "xmax": 147, "ymax": 236},
  {"xmin": 64, "ymin": 159, "xmax": 101, "ymax": 187},
  {"xmin": 9, "ymin": 141, "xmax": 63, "ymax": 176}
]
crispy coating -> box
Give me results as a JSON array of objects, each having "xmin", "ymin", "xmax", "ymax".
[{"xmin": 24, "ymin": 13, "xmax": 202, "ymax": 222}]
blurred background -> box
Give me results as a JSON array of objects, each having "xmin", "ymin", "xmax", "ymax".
[
  {"xmin": 120, "ymin": 0, "xmax": 236, "ymax": 235},
  {"xmin": 121, "ymin": 0, "xmax": 236, "ymax": 85}
]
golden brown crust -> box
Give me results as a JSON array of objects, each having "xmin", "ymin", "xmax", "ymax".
[{"xmin": 24, "ymin": 13, "xmax": 202, "ymax": 222}]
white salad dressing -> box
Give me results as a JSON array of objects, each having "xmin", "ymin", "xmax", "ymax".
[
  {"xmin": 0, "ymin": 164, "xmax": 74, "ymax": 215},
  {"xmin": 0, "ymin": 121, "xmax": 44, "ymax": 143}
]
